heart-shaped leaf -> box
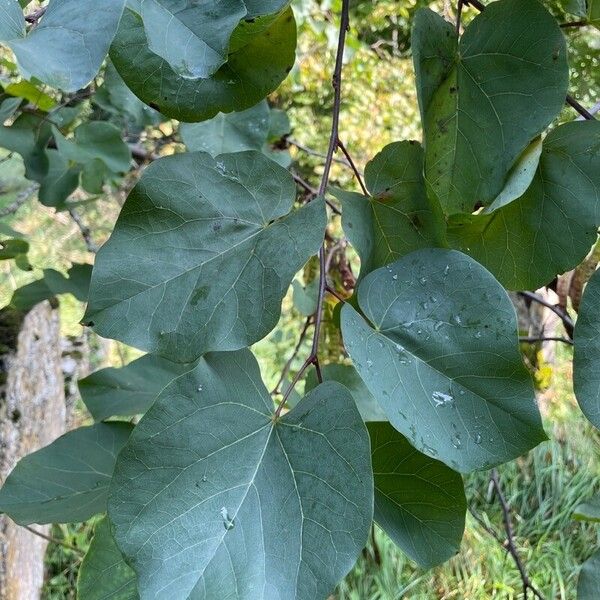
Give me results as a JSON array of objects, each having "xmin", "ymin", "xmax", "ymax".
[
  {"xmin": 108, "ymin": 349, "xmax": 373, "ymax": 600},
  {"xmin": 412, "ymin": 0, "xmax": 568, "ymax": 214},
  {"xmin": 84, "ymin": 151, "xmax": 326, "ymax": 363},
  {"xmin": 110, "ymin": 7, "xmax": 296, "ymax": 122},
  {"xmin": 341, "ymin": 248, "xmax": 545, "ymax": 473}
]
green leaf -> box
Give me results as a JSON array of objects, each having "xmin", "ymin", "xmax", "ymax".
[
  {"xmin": 338, "ymin": 141, "xmax": 445, "ymax": 278},
  {"xmin": 244, "ymin": 0, "xmax": 289, "ymax": 17},
  {"xmin": 0, "ymin": 113, "xmax": 51, "ymax": 181},
  {"xmin": 108, "ymin": 349, "xmax": 373, "ymax": 599},
  {"xmin": 0, "ymin": 95, "xmax": 21, "ymax": 121},
  {"xmin": 80, "ymin": 158, "xmax": 109, "ymax": 194},
  {"xmin": 53, "ymin": 121, "xmax": 131, "ymax": 174},
  {"xmin": 368, "ymin": 421, "xmax": 466, "ymax": 568},
  {"xmin": 77, "ymin": 516, "xmax": 139, "ymax": 600},
  {"xmin": 140, "ymin": 0, "xmax": 246, "ymax": 80},
  {"xmin": 38, "ymin": 149, "xmax": 80, "ymax": 208},
  {"xmin": 9, "ymin": 277, "xmax": 54, "ymax": 311},
  {"xmin": 305, "ymin": 363, "xmax": 386, "ymax": 422},
  {"xmin": 0, "ymin": 422, "xmax": 133, "ymax": 524},
  {"xmin": 6, "ymin": 0, "xmax": 126, "ymax": 92},
  {"xmin": 79, "ymin": 353, "xmax": 191, "ymax": 421},
  {"xmin": 292, "ymin": 277, "xmax": 319, "ymax": 316},
  {"xmin": 0, "ymin": 238, "xmax": 30, "ymax": 270},
  {"xmin": 84, "ymin": 151, "xmax": 326, "ymax": 363},
  {"xmin": 10, "ymin": 263, "xmax": 92, "ymax": 311},
  {"xmin": 573, "ymin": 497, "xmax": 600, "ymax": 523},
  {"xmin": 4, "ymin": 80, "xmax": 56, "ymax": 111},
  {"xmin": 93, "ymin": 60, "xmax": 160, "ymax": 127},
  {"xmin": 45, "ymin": 262, "xmax": 92, "ymax": 301},
  {"xmin": 412, "ymin": 0, "xmax": 568, "ymax": 214},
  {"xmin": 180, "ymin": 100, "xmax": 270, "ymax": 155},
  {"xmin": 0, "ymin": 0, "xmax": 25, "ymax": 40},
  {"xmin": 578, "ymin": 549, "xmax": 600, "ymax": 599},
  {"xmin": 448, "ymin": 121, "xmax": 600, "ymax": 290},
  {"xmin": 485, "ymin": 137, "xmax": 543, "ymax": 212},
  {"xmin": 110, "ymin": 7, "xmax": 296, "ymax": 122},
  {"xmin": 0, "ymin": 237, "xmax": 28, "ymax": 259},
  {"xmin": 341, "ymin": 248, "xmax": 545, "ymax": 473},
  {"xmin": 574, "ymin": 266, "xmax": 600, "ymax": 429}
]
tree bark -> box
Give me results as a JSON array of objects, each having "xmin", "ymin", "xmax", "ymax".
[{"xmin": 0, "ymin": 301, "xmax": 66, "ymax": 600}]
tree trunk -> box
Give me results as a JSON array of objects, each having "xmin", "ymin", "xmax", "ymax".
[{"xmin": 0, "ymin": 301, "xmax": 66, "ymax": 600}]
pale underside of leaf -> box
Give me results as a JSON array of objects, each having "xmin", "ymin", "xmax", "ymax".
[
  {"xmin": 9, "ymin": 0, "xmax": 127, "ymax": 92},
  {"xmin": 140, "ymin": 0, "xmax": 246, "ymax": 80}
]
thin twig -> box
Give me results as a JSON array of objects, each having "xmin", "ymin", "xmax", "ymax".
[
  {"xmin": 560, "ymin": 20, "xmax": 588, "ymax": 28},
  {"xmin": 337, "ymin": 139, "xmax": 368, "ymax": 195},
  {"xmin": 490, "ymin": 469, "xmax": 545, "ymax": 600},
  {"xmin": 456, "ymin": 0, "xmax": 464, "ymax": 33},
  {"xmin": 326, "ymin": 285, "xmax": 345, "ymax": 303},
  {"xmin": 468, "ymin": 506, "xmax": 504, "ymax": 545},
  {"xmin": 576, "ymin": 100, "xmax": 600, "ymax": 120},
  {"xmin": 21, "ymin": 525, "xmax": 84, "ymax": 556},
  {"xmin": 68, "ymin": 207, "xmax": 99, "ymax": 253},
  {"xmin": 0, "ymin": 184, "xmax": 38, "ymax": 217},
  {"xmin": 519, "ymin": 336, "xmax": 573, "ymax": 345},
  {"xmin": 291, "ymin": 172, "xmax": 342, "ymax": 215},
  {"xmin": 271, "ymin": 316, "xmax": 313, "ymax": 396},
  {"xmin": 566, "ymin": 95, "xmax": 597, "ymax": 121},
  {"xmin": 274, "ymin": 0, "xmax": 351, "ymax": 417},
  {"xmin": 463, "ymin": 0, "xmax": 486, "ymax": 11},
  {"xmin": 287, "ymin": 138, "xmax": 359, "ymax": 172},
  {"xmin": 518, "ymin": 291, "xmax": 574, "ymax": 338},
  {"xmin": 24, "ymin": 6, "xmax": 46, "ymax": 25}
]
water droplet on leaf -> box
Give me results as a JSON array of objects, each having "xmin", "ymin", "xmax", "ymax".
[
  {"xmin": 221, "ymin": 507, "xmax": 235, "ymax": 530},
  {"xmin": 432, "ymin": 391, "xmax": 454, "ymax": 407}
]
